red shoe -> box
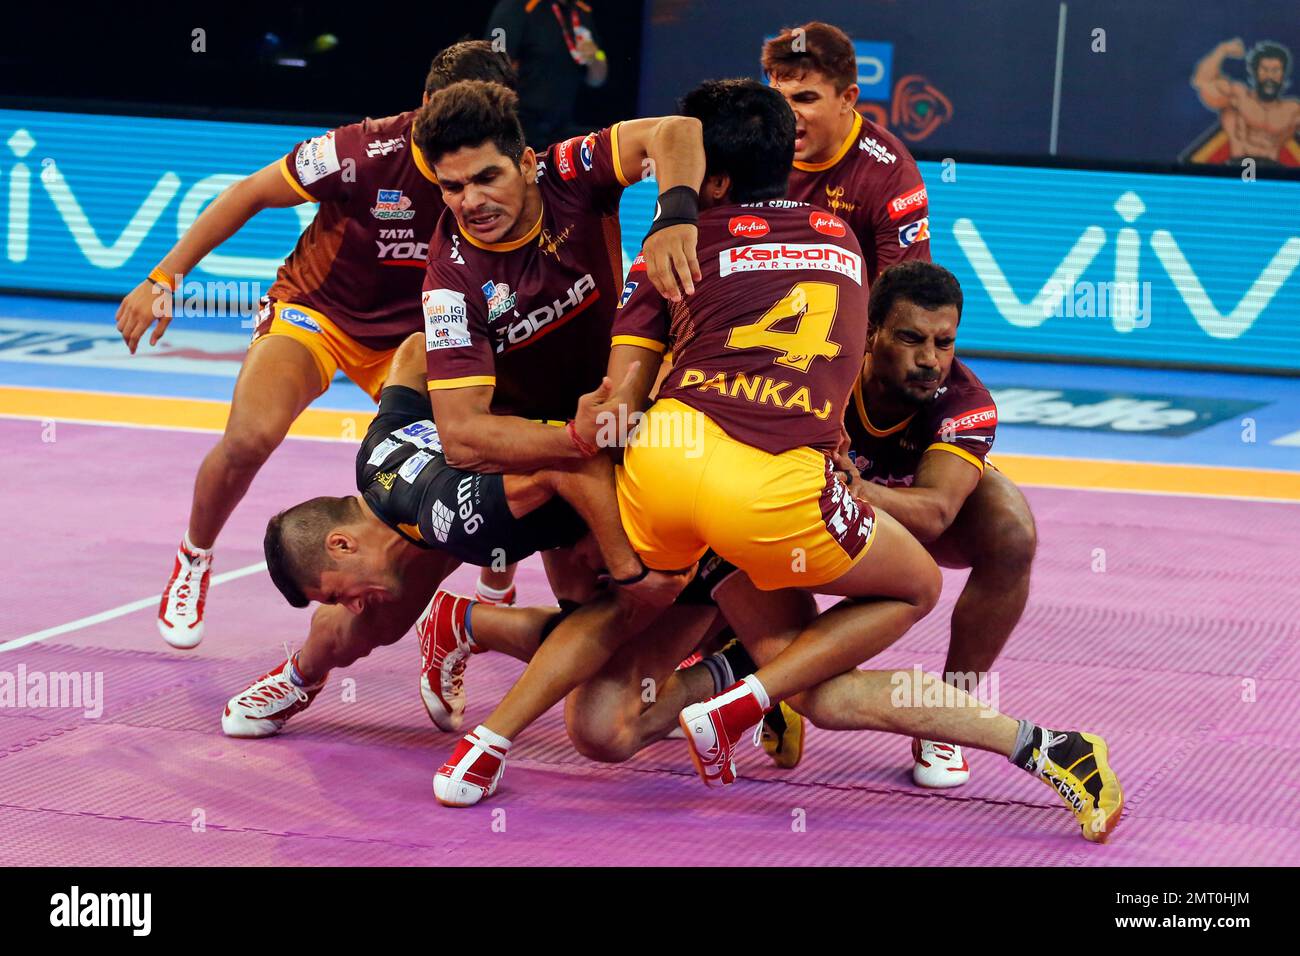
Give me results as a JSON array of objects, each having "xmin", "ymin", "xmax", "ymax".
[
  {"xmin": 417, "ymin": 591, "xmax": 476, "ymax": 732},
  {"xmin": 158, "ymin": 538, "xmax": 212, "ymax": 649},
  {"xmin": 678, "ymin": 678, "xmax": 767, "ymax": 787},
  {"xmin": 433, "ymin": 726, "xmax": 508, "ymax": 806},
  {"xmin": 222, "ymin": 654, "xmax": 325, "ymax": 738}
]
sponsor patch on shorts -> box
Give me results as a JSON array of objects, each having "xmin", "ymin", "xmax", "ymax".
[
  {"xmin": 367, "ymin": 437, "xmax": 402, "ymax": 466},
  {"xmin": 278, "ymin": 307, "xmax": 321, "ymax": 333},
  {"xmin": 430, "ymin": 500, "xmax": 455, "ymax": 543},
  {"xmin": 399, "ymin": 450, "xmax": 434, "ymax": 482},
  {"xmin": 393, "ymin": 420, "xmax": 443, "ymax": 452}
]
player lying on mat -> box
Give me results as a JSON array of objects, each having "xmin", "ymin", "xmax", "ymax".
[
  {"xmin": 427, "ymin": 79, "xmax": 1122, "ymax": 841},
  {"xmin": 114, "ymin": 41, "xmax": 519, "ymax": 650}
]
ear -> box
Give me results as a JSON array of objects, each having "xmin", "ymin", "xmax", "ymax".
[
  {"xmin": 421, "ymin": 90, "xmax": 429, "ymax": 107},
  {"xmin": 841, "ymin": 84, "xmax": 860, "ymax": 111},
  {"xmin": 520, "ymin": 146, "xmax": 537, "ymax": 182},
  {"xmin": 704, "ymin": 172, "xmax": 731, "ymax": 203},
  {"xmin": 325, "ymin": 530, "xmax": 357, "ymax": 558}
]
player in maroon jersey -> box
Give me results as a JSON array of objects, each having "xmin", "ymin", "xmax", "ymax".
[
  {"xmin": 837, "ymin": 261, "xmax": 1037, "ymax": 787},
  {"xmin": 114, "ymin": 41, "xmax": 515, "ymax": 650},
  {"xmin": 762, "ymin": 21, "xmax": 931, "ymax": 287}
]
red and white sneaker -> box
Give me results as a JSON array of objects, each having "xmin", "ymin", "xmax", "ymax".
[
  {"xmin": 911, "ymin": 739, "xmax": 971, "ymax": 788},
  {"xmin": 434, "ymin": 726, "xmax": 508, "ymax": 806},
  {"xmin": 417, "ymin": 591, "xmax": 477, "ymax": 732},
  {"xmin": 222, "ymin": 655, "xmax": 326, "ymax": 738},
  {"xmin": 158, "ymin": 538, "xmax": 212, "ymax": 649},
  {"xmin": 678, "ymin": 678, "xmax": 767, "ymax": 787}
]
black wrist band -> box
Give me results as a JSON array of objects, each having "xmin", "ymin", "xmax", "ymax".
[
  {"xmin": 611, "ymin": 563, "xmax": 651, "ymax": 587},
  {"xmin": 645, "ymin": 185, "xmax": 699, "ymax": 237}
]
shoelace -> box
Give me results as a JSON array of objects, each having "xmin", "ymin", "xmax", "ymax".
[
  {"xmin": 1033, "ymin": 731, "xmax": 1070, "ymax": 778},
  {"xmin": 280, "ymin": 642, "xmax": 310, "ymax": 704},
  {"xmin": 171, "ymin": 550, "xmax": 210, "ymax": 616}
]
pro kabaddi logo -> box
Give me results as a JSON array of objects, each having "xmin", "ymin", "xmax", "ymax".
[
  {"xmin": 370, "ymin": 188, "xmax": 415, "ymax": 220},
  {"xmin": 719, "ymin": 242, "xmax": 862, "ymax": 284}
]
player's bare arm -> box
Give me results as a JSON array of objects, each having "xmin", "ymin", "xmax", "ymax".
[
  {"xmin": 614, "ymin": 116, "xmax": 706, "ymax": 302},
  {"xmin": 114, "ymin": 160, "xmax": 306, "ymax": 354},
  {"xmin": 838, "ymin": 447, "xmax": 981, "ymax": 544},
  {"xmin": 431, "ymin": 385, "xmax": 590, "ymax": 473},
  {"xmin": 1192, "ymin": 38, "xmax": 1248, "ymax": 111}
]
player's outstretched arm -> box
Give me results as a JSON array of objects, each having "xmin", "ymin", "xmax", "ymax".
[
  {"xmin": 114, "ymin": 160, "xmax": 306, "ymax": 354},
  {"xmin": 1191, "ymin": 37, "xmax": 1246, "ymax": 110},
  {"xmin": 432, "ymin": 385, "xmax": 591, "ymax": 474}
]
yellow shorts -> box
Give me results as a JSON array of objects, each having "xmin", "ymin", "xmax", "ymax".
[
  {"xmin": 616, "ymin": 399, "xmax": 877, "ymax": 590},
  {"xmin": 250, "ymin": 300, "xmax": 396, "ymax": 401}
]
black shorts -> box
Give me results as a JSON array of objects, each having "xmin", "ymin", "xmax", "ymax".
[{"xmin": 676, "ymin": 549, "xmax": 741, "ymax": 605}]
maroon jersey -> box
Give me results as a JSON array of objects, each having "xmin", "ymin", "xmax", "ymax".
[
  {"xmin": 844, "ymin": 358, "xmax": 997, "ymax": 487},
  {"xmin": 422, "ymin": 126, "xmax": 630, "ymax": 422},
  {"xmin": 271, "ymin": 111, "xmax": 444, "ymax": 350},
  {"xmin": 786, "ymin": 112, "xmax": 930, "ymax": 287},
  {"xmin": 614, "ymin": 200, "xmax": 867, "ymax": 455}
]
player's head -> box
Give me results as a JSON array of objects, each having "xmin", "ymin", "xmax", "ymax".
[
  {"xmin": 264, "ymin": 496, "xmax": 403, "ymax": 614},
  {"xmin": 680, "ymin": 79, "xmax": 795, "ymax": 206},
  {"xmin": 762, "ymin": 22, "xmax": 860, "ymax": 163},
  {"xmin": 424, "ymin": 39, "xmax": 518, "ymax": 101},
  {"xmin": 415, "ymin": 79, "xmax": 536, "ymax": 245},
  {"xmin": 867, "ymin": 261, "xmax": 964, "ymax": 405},
  {"xmin": 1247, "ymin": 41, "xmax": 1292, "ymax": 100}
]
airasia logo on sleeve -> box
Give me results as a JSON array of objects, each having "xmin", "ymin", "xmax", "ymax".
[
  {"xmin": 728, "ymin": 215, "xmax": 770, "ymax": 238},
  {"xmin": 887, "ymin": 185, "xmax": 928, "ymax": 221},
  {"xmin": 809, "ymin": 211, "xmax": 847, "ymax": 237}
]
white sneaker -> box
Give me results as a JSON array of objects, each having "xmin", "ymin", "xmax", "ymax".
[
  {"xmin": 911, "ymin": 738, "xmax": 970, "ymax": 788},
  {"xmin": 222, "ymin": 655, "xmax": 326, "ymax": 738},
  {"xmin": 417, "ymin": 591, "xmax": 476, "ymax": 732},
  {"xmin": 158, "ymin": 539, "xmax": 212, "ymax": 649}
]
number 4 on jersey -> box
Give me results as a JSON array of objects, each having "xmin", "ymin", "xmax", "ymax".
[{"xmin": 725, "ymin": 281, "xmax": 841, "ymax": 372}]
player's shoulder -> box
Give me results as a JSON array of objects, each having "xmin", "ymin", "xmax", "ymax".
[
  {"xmin": 933, "ymin": 359, "xmax": 996, "ymax": 419},
  {"xmin": 424, "ymin": 218, "xmax": 475, "ymax": 286},
  {"xmin": 852, "ymin": 115, "xmax": 919, "ymax": 170}
]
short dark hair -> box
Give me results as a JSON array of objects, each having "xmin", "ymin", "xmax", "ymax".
[
  {"xmin": 679, "ymin": 79, "xmax": 795, "ymax": 204},
  {"xmin": 762, "ymin": 21, "xmax": 858, "ymax": 93},
  {"xmin": 1248, "ymin": 40, "xmax": 1292, "ymax": 79},
  {"xmin": 264, "ymin": 496, "xmax": 361, "ymax": 608},
  {"xmin": 425, "ymin": 39, "xmax": 517, "ymax": 96},
  {"xmin": 414, "ymin": 80, "xmax": 526, "ymax": 166},
  {"xmin": 868, "ymin": 261, "xmax": 964, "ymax": 334}
]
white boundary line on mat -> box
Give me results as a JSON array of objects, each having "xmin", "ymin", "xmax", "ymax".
[{"xmin": 0, "ymin": 561, "xmax": 268, "ymax": 653}]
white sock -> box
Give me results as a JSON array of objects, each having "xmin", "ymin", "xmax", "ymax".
[
  {"xmin": 741, "ymin": 673, "xmax": 771, "ymax": 712},
  {"xmin": 472, "ymin": 724, "xmax": 512, "ymax": 753},
  {"xmin": 182, "ymin": 531, "xmax": 213, "ymax": 557},
  {"xmin": 475, "ymin": 577, "xmax": 514, "ymax": 602}
]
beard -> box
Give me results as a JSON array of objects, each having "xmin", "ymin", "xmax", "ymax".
[
  {"xmin": 894, "ymin": 371, "xmax": 944, "ymax": 407},
  {"xmin": 1257, "ymin": 79, "xmax": 1282, "ymax": 101}
]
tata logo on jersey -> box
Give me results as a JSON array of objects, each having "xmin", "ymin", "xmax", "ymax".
[
  {"xmin": 370, "ymin": 189, "xmax": 415, "ymax": 220},
  {"xmin": 496, "ymin": 274, "xmax": 597, "ymax": 352},
  {"xmin": 375, "ymin": 228, "xmax": 427, "ymax": 263},
  {"xmin": 720, "ymin": 243, "xmax": 862, "ymax": 284}
]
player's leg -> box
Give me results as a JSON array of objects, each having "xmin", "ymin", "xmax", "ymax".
[
  {"xmin": 222, "ymin": 548, "xmax": 458, "ymax": 738},
  {"xmin": 912, "ymin": 467, "xmax": 1036, "ymax": 786},
  {"xmin": 475, "ymin": 563, "xmax": 519, "ymax": 605},
  {"xmin": 159, "ymin": 327, "xmax": 329, "ymax": 649}
]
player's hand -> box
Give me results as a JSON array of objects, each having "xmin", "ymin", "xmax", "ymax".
[
  {"xmin": 615, "ymin": 562, "xmax": 695, "ymax": 614},
  {"xmin": 833, "ymin": 448, "xmax": 872, "ymax": 502},
  {"xmin": 115, "ymin": 279, "xmax": 173, "ymax": 354},
  {"xmin": 1222, "ymin": 38, "xmax": 1245, "ymax": 58},
  {"xmin": 574, "ymin": 361, "xmax": 642, "ymax": 450},
  {"xmin": 642, "ymin": 223, "xmax": 701, "ymax": 303}
]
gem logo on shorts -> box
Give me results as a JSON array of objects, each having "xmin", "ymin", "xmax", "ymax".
[
  {"xmin": 809, "ymin": 211, "xmax": 847, "ymax": 238},
  {"xmin": 279, "ymin": 307, "xmax": 321, "ymax": 333},
  {"xmin": 430, "ymin": 500, "xmax": 455, "ymax": 543},
  {"xmin": 728, "ymin": 215, "xmax": 770, "ymax": 238},
  {"xmin": 371, "ymin": 189, "xmax": 415, "ymax": 220},
  {"xmin": 898, "ymin": 217, "xmax": 930, "ymax": 248}
]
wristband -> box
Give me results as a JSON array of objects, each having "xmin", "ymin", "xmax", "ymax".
[
  {"xmin": 645, "ymin": 185, "xmax": 699, "ymax": 238},
  {"xmin": 566, "ymin": 419, "xmax": 599, "ymax": 458},
  {"xmin": 148, "ymin": 266, "xmax": 176, "ymax": 292},
  {"xmin": 611, "ymin": 563, "xmax": 650, "ymax": 587}
]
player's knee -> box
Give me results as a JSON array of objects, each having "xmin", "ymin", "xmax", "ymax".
[
  {"xmin": 909, "ymin": 558, "xmax": 943, "ymax": 616},
  {"xmin": 567, "ymin": 710, "xmax": 637, "ymax": 763},
  {"xmin": 978, "ymin": 507, "xmax": 1037, "ymax": 577},
  {"xmin": 222, "ymin": 421, "xmax": 285, "ymax": 470}
]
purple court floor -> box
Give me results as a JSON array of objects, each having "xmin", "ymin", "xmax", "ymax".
[{"xmin": 1, "ymin": 417, "xmax": 1298, "ymax": 866}]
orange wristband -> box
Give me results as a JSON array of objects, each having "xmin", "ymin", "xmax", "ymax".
[{"xmin": 148, "ymin": 266, "xmax": 176, "ymax": 291}]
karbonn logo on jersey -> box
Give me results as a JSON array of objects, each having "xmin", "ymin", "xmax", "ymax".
[
  {"xmin": 809, "ymin": 211, "xmax": 847, "ymax": 238},
  {"xmin": 728, "ymin": 215, "xmax": 770, "ymax": 238},
  {"xmin": 495, "ymin": 273, "xmax": 597, "ymax": 352},
  {"xmin": 720, "ymin": 243, "xmax": 862, "ymax": 284},
  {"xmin": 887, "ymin": 185, "xmax": 927, "ymax": 220}
]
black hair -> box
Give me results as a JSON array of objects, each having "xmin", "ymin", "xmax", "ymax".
[
  {"xmin": 425, "ymin": 39, "xmax": 517, "ymax": 95},
  {"xmin": 679, "ymin": 78, "xmax": 795, "ymax": 204},
  {"xmin": 1248, "ymin": 41, "xmax": 1292, "ymax": 83},
  {"xmin": 264, "ymin": 496, "xmax": 360, "ymax": 608},
  {"xmin": 867, "ymin": 261, "xmax": 964, "ymax": 334},
  {"xmin": 414, "ymin": 79, "xmax": 526, "ymax": 166}
]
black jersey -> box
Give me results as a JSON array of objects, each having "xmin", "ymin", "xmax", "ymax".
[{"xmin": 357, "ymin": 386, "xmax": 584, "ymax": 565}]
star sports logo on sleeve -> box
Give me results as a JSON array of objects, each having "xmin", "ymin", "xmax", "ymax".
[
  {"xmin": 719, "ymin": 243, "xmax": 862, "ymax": 284},
  {"xmin": 295, "ymin": 132, "xmax": 340, "ymax": 185},
  {"xmin": 423, "ymin": 289, "xmax": 471, "ymax": 350},
  {"xmin": 898, "ymin": 217, "xmax": 930, "ymax": 248},
  {"xmin": 887, "ymin": 185, "xmax": 928, "ymax": 220}
]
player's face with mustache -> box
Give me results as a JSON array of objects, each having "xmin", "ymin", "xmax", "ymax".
[
  {"xmin": 769, "ymin": 71, "xmax": 856, "ymax": 164},
  {"xmin": 435, "ymin": 142, "xmax": 538, "ymax": 244},
  {"xmin": 870, "ymin": 301, "xmax": 960, "ymax": 406},
  {"xmin": 1255, "ymin": 58, "xmax": 1286, "ymax": 100}
]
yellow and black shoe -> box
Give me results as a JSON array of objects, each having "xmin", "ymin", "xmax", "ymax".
[
  {"xmin": 1017, "ymin": 728, "xmax": 1123, "ymax": 843},
  {"xmin": 759, "ymin": 702, "xmax": 805, "ymax": 770}
]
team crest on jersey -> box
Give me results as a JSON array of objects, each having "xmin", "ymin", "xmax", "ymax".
[
  {"xmin": 482, "ymin": 280, "xmax": 518, "ymax": 321},
  {"xmin": 898, "ymin": 217, "xmax": 930, "ymax": 248},
  {"xmin": 539, "ymin": 225, "xmax": 572, "ymax": 258},
  {"xmin": 823, "ymin": 185, "xmax": 856, "ymax": 216},
  {"xmin": 371, "ymin": 189, "xmax": 415, "ymax": 220}
]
